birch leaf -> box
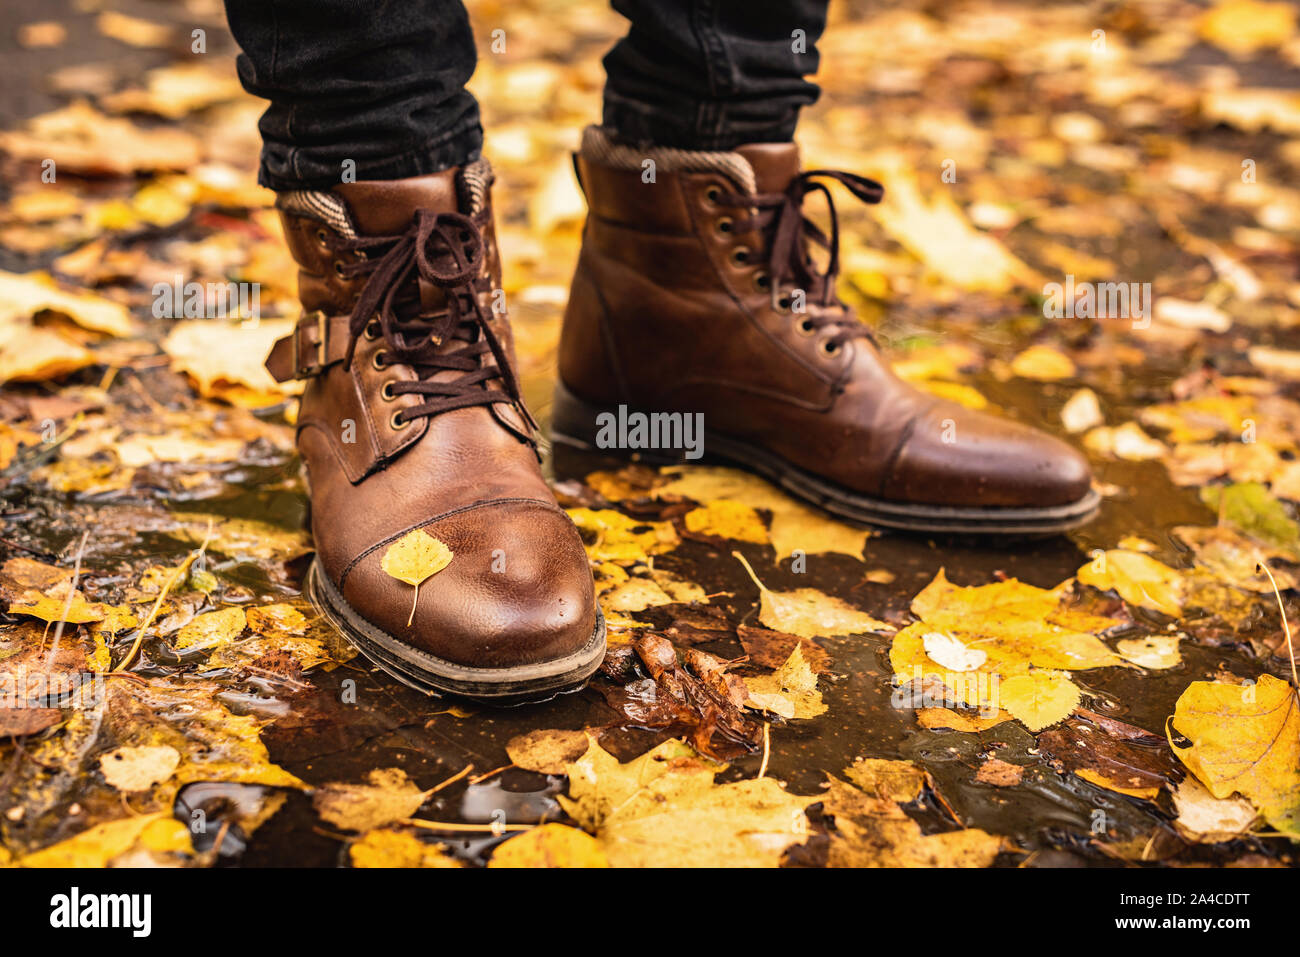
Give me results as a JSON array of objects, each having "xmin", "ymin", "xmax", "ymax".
[{"xmin": 381, "ymin": 529, "xmax": 453, "ymax": 626}]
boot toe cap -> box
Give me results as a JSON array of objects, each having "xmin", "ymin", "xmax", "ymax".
[
  {"xmin": 883, "ymin": 403, "xmax": 1094, "ymax": 508},
  {"xmin": 340, "ymin": 501, "xmax": 599, "ymax": 671}
]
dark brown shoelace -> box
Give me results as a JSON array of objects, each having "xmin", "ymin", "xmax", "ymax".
[
  {"xmin": 335, "ymin": 209, "xmax": 536, "ymax": 440},
  {"xmin": 717, "ymin": 169, "xmax": 885, "ymax": 349}
]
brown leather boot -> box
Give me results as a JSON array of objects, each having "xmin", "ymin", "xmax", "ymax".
[
  {"xmin": 266, "ymin": 162, "xmax": 603, "ymax": 701},
  {"xmin": 554, "ymin": 127, "xmax": 1098, "ymax": 535}
]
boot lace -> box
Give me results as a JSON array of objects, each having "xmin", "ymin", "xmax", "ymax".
[
  {"xmin": 717, "ymin": 169, "xmax": 884, "ymax": 349},
  {"xmin": 335, "ymin": 209, "xmax": 536, "ymax": 440}
]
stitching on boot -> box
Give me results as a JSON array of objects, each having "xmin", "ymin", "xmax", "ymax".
[{"xmin": 338, "ymin": 496, "xmax": 571, "ymax": 589}]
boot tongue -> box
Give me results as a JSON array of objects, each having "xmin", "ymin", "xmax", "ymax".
[
  {"xmin": 734, "ymin": 142, "xmax": 801, "ymax": 195},
  {"xmin": 332, "ymin": 170, "xmax": 463, "ymax": 235}
]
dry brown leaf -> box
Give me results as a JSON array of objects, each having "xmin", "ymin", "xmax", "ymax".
[
  {"xmin": 314, "ymin": 768, "xmax": 431, "ymax": 832},
  {"xmin": 506, "ymin": 728, "xmax": 591, "ymax": 775},
  {"xmin": 98, "ymin": 745, "xmax": 181, "ymax": 792}
]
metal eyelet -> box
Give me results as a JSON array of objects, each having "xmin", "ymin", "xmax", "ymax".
[
  {"xmin": 314, "ymin": 228, "xmax": 330, "ymax": 247},
  {"xmin": 333, "ymin": 260, "xmax": 347, "ymax": 278},
  {"xmin": 363, "ymin": 319, "xmax": 380, "ymax": 340},
  {"xmin": 731, "ymin": 247, "xmax": 751, "ymax": 266},
  {"xmin": 819, "ymin": 339, "xmax": 842, "ymax": 357},
  {"xmin": 390, "ymin": 410, "xmax": 409, "ymax": 430},
  {"xmin": 795, "ymin": 317, "xmax": 817, "ymax": 337},
  {"xmin": 380, "ymin": 381, "xmax": 396, "ymax": 401},
  {"xmin": 773, "ymin": 294, "xmax": 793, "ymax": 315},
  {"xmin": 752, "ymin": 272, "xmax": 771, "ymax": 292},
  {"xmin": 371, "ymin": 350, "xmax": 387, "ymax": 370},
  {"xmin": 715, "ymin": 217, "xmax": 733, "ymax": 235},
  {"xmin": 705, "ymin": 185, "xmax": 722, "ymax": 205}
]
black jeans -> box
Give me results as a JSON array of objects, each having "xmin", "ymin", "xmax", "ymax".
[{"xmin": 223, "ymin": 0, "xmax": 829, "ymax": 191}]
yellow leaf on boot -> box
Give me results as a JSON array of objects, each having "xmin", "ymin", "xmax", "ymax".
[
  {"xmin": 380, "ymin": 529, "xmax": 453, "ymax": 626},
  {"xmin": 378, "ymin": 530, "xmax": 452, "ymax": 585}
]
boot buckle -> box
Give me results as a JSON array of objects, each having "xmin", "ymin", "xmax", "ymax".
[{"xmin": 293, "ymin": 310, "xmax": 329, "ymax": 377}]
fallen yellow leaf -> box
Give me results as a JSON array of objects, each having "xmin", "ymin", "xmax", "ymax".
[
  {"xmin": 683, "ymin": 499, "xmax": 769, "ymax": 544},
  {"xmin": 349, "ymin": 828, "xmax": 462, "ymax": 868},
  {"xmin": 744, "ymin": 644, "xmax": 828, "ymax": 719},
  {"xmin": 559, "ymin": 736, "xmax": 813, "ymax": 867},
  {"xmin": 1077, "ymin": 549, "xmax": 1184, "ymax": 617},
  {"xmin": 997, "ymin": 671, "xmax": 1081, "ymax": 732},
  {"xmin": 314, "ymin": 768, "xmax": 431, "ymax": 832},
  {"xmin": 488, "ymin": 823, "xmax": 609, "ymax": 868},
  {"xmin": 380, "ymin": 529, "xmax": 454, "ymax": 626},
  {"xmin": 1168, "ymin": 675, "xmax": 1300, "ymax": 835},
  {"xmin": 734, "ymin": 551, "xmax": 889, "ymax": 639}
]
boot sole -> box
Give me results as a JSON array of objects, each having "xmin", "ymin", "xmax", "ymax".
[
  {"xmin": 307, "ymin": 558, "xmax": 607, "ymax": 705},
  {"xmin": 550, "ymin": 381, "xmax": 1101, "ymax": 536}
]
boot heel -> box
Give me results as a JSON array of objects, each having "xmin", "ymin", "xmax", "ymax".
[{"xmin": 550, "ymin": 380, "xmax": 688, "ymax": 466}]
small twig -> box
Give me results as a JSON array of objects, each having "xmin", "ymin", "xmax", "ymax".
[
  {"xmin": 208, "ymin": 819, "xmax": 232, "ymax": 861},
  {"xmin": 0, "ymin": 538, "xmax": 53, "ymax": 558},
  {"xmin": 732, "ymin": 550, "xmax": 769, "ymax": 596},
  {"xmin": 125, "ymin": 370, "xmax": 167, "ymax": 416},
  {"xmin": 930, "ymin": 782, "xmax": 963, "ymax": 826},
  {"xmin": 1257, "ymin": 561, "xmax": 1298, "ymax": 691},
  {"xmin": 101, "ymin": 672, "xmax": 149, "ymax": 685},
  {"xmin": 757, "ymin": 722, "xmax": 771, "ymax": 779},
  {"xmin": 400, "ymin": 818, "xmax": 533, "ymax": 833},
  {"xmin": 469, "ymin": 764, "xmax": 513, "ymax": 785},
  {"xmin": 426, "ymin": 763, "xmax": 474, "ymax": 796},
  {"xmin": 44, "ymin": 530, "xmax": 90, "ymax": 673},
  {"xmin": 112, "ymin": 522, "xmax": 213, "ymax": 674}
]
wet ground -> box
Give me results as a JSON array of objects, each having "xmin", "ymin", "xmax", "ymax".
[{"xmin": 1, "ymin": 0, "xmax": 1298, "ymax": 867}]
